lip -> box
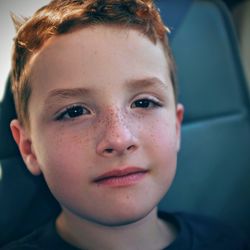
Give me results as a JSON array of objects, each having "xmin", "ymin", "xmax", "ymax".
[{"xmin": 93, "ymin": 167, "xmax": 148, "ymax": 187}]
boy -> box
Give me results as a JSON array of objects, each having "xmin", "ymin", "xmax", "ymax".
[{"xmin": 3, "ymin": 0, "xmax": 248, "ymax": 249}]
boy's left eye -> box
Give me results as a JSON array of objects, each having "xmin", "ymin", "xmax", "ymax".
[{"xmin": 131, "ymin": 98, "xmax": 162, "ymax": 109}]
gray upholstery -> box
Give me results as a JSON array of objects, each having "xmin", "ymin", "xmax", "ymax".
[
  {"xmin": 0, "ymin": 78, "xmax": 19, "ymax": 159},
  {"xmin": 159, "ymin": 0, "xmax": 250, "ymax": 236}
]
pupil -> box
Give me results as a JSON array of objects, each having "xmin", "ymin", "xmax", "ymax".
[
  {"xmin": 68, "ymin": 107, "xmax": 83, "ymax": 117},
  {"xmin": 136, "ymin": 99, "xmax": 149, "ymax": 107}
]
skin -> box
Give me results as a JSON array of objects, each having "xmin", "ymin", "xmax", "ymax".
[{"xmin": 11, "ymin": 25, "xmax": 184, "ymax": 250}]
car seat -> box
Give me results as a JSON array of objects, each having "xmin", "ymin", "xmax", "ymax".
[
  {"xmin": 0, "ymin": 0, "xmax": 250, "ymax": 246},
  {"xmin": 233, "ymin": 0, "xmax": 250, "ymax": 93},
  {"xmin": 157, "ymin": 0, "xmax": 250, "ymax": 237}
]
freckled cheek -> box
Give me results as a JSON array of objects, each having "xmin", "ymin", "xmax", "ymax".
[
  {"xmin": 143, "ymin": 119, "xmax": 178, "ymax": 172},
  {"xmin": 35, "ymin": 130, "xmax": 94, "ymax": 174},
  {"xmin": 143, "ymin": 119, "xmax": 178, "ymax": 150}
]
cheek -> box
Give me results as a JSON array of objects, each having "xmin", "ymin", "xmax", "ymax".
[
  {"xmin": 145, "ymin": 117, "xmax": 178, "ymax": 152},
  {"xmin": 33, "ymin": 131, "xmax": 94, "ymax": 205},
  {"xmin": 144, "ymin": 117, "xmax": 178, "ymax": 178},
  {"xmin": 33, "ymin": 128, "xmax": 93, "ymax": 180}
]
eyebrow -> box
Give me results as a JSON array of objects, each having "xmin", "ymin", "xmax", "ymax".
[
  {"xmin": 44, "ymin": 77, "xmax": 167, "ymax": 105},
  {"xmin": 125, "ymin": 77, "xmax": 168, "ymax": 92},
  {"xmin": 44, "ymin": 87, "xmax": 91, "ymax": 106}
]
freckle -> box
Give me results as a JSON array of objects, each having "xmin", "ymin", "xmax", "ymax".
[{"xmin": 72, "ymin": 135, "xmax": 82, "ymax": 144}]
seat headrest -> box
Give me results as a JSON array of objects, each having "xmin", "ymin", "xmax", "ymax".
[{"xmin": 0, "ymin": 76, "xmax": 19, "ymax": 159}]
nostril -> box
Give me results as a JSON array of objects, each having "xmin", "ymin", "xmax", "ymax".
[
  {"xmin": 127, "ymin": 145, "xmax": 135, "ymax": 151},
  {"xmin": 105, "ymin": 148, "xmax": 113, "ymax": 153}
]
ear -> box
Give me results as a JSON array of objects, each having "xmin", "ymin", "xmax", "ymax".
[
  {"xmin": 175, "ymin": 103, "xmax": 184, "ymax": 151},
  {"xmin": 10, "ymin": 119, "xmax": 42, "ymax": 176}
]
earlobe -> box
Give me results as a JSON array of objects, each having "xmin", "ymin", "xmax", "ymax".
[
  {"xmin": 175, "ymin": 104, "xmax": 184, "ymax": 151},
  {"xmin": 10, "ymin": 119, "xmax": 42, "ymax": 176}
]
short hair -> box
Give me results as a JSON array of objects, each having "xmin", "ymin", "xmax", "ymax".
[{"xmin": 11, "ymin": 0, "xmax": 177, "ymax": 128}]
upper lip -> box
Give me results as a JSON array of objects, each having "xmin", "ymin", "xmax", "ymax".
[{"xmin": 93, "ymin": 166, "xmax": 148, "ymax": 183}]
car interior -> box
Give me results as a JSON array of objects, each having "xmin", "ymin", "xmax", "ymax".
[{"xmin": 0, "ymin": 0, "xmax": 250, "ymax": 246}]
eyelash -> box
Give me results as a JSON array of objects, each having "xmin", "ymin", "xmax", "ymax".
[
  {"xmin": 55, "ymin": 105, "xmax": 90, "ymax": 121},
  {"xmin": 55, "ymin": 98, "xmax": 162, "ymax": 121},
  {"xmin": 131, "ymin": 97, "xmax": 162, "ymax": 109}
]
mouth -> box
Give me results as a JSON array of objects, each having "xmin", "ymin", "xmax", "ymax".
[{"xmin": 93, "ymin": 167, "xmax": 148, "ymax": 187}]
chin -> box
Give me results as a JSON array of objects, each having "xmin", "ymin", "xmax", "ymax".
[{"xmin": 84, "ymin": 203, "xmax": 157, "ymax": 227}]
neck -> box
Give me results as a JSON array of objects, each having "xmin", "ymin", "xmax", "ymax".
[{"xmin": 56, "ymin": 207, "xmax": 177, "ymax": 250}]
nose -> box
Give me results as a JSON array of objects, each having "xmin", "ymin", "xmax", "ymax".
[{"xmin": 96, "ymin": 109, "xmax": 138, "ymax": 157}]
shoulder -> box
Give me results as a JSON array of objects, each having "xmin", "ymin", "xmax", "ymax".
[
  {"xmin": 0, "ymin": 231, "xmax": 42, "ymax": 250},
  {"xmin": 177, "ymin": 212, "xmax": 246, "ymax": 239},
  {"xmin": 1, "ymin": 220, "xmax": 77, "ymax": 250},
  {"xmin": 159, "ymin": 211, "xmax": 249, "ymax": 250}
]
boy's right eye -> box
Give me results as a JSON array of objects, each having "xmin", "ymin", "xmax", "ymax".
[{"xmin": 55, "ymin": 105, "xmax": 90, "ymax": 121}]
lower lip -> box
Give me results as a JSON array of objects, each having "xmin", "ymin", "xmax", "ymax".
[{"xmin": 95, "ymin": 172, "xmax": 147, "ymax": 187}]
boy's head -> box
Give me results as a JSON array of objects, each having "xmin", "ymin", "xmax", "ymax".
[
  {"xmin": 11, "ymin": 0, "xmax": 177, "ymax": 129},
  {"xmin": 10, "ymin": 0, "xmax": 184, "ymax": 227}
]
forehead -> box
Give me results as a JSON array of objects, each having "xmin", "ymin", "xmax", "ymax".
[{"xmin": 29, "ymin": 25, "xmax": 170, "ymax": 96}]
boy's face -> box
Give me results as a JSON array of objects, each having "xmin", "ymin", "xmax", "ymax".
[{"xmin": 12, "ymin": 25, "xmax": 183, "ymax": 226}]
